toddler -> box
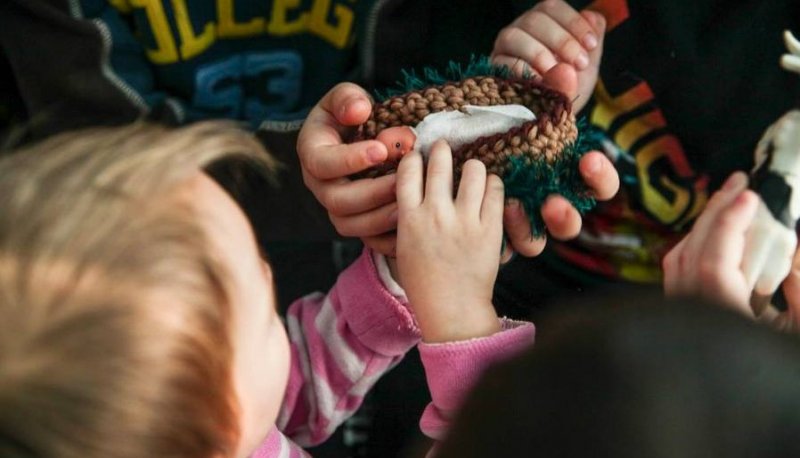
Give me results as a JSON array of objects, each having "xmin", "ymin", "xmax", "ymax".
[{"xmin": 0, "ymin": 121, "xmax": 533, "ymax": 457}]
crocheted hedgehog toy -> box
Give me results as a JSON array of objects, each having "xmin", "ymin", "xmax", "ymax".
[{"xmin": 353, "ymin": 58, "xmax": 600, "ymax": 236}]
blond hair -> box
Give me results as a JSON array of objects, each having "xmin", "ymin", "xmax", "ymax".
[{"xmin": 0, "ymin": 122, "xmax": 276, "ymax": 457}]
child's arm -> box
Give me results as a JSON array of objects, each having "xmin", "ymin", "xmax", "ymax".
[
  {"xmin": 393, "ymin": 141, "xmax": 536, "ymax": 440},
  {"xmin": 274, "ymin": 247, "xmax": 421, "ymax": 447},
  {"xmin": 663, "ymin": 171, "xmax": 800, "ymax": 331},
  {"xmin": 1, "ymin": 1, "xmax": 181, "ymax": 137}
]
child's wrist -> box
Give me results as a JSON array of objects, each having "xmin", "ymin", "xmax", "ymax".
[{"xmin": 417, "ymin": 302, "xmax": 501, "ymax": 343}]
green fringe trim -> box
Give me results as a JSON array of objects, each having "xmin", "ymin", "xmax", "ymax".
[
  {"xmin": 504, "ymin": 118, "xmax": 604, "ymax": 237},
  {"xmin": 375, "ymin": 55, "xmax": 518, "ymax": 101}
]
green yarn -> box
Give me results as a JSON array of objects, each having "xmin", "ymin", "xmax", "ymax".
[
  {"xmin": 504, "ymin": 119, "xmax": 604, "ymax": 237},
  {"xmin": 376, "ymin": 55, "xmax": 514, "ymax": 101}
]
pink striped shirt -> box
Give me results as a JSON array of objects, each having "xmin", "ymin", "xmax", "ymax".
[{"xmin": 250, "ymin": 250, "xmax": 535, "ymax": 457}]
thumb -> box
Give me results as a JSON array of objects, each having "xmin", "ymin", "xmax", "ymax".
[
  {"xmin": 323, "ymin": 82, "xmax": 374, "ymax": 126},
  {"xmin": 542, "ymin": 63, "xmax": 579, "ymax": 100}
]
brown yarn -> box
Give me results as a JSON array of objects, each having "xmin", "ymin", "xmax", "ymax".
[{"xmin": 354, "ymin": 76, "xmax": 577, "ymax": 179}]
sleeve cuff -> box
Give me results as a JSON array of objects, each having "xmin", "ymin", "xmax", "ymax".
[
  {"xmin": 335, "ymin": 248, "xmax": 420, "ymax": 356},
  {"xmin": 418, "ymin": 319, "xmax": 535, "ymax": 437}
]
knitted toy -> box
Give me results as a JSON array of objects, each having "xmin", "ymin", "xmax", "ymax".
[
  {"xmin": 744, "ymin": 30, "xmax": 800, "ymax": 315},
  {"xmin": 353, "ymin": 57, "xmax": 600, "ymax": 236}
]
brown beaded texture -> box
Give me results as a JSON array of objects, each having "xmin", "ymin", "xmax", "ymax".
[{"xmin": 354, "ymin": 76, "xmax": 577, "ymax": 180}]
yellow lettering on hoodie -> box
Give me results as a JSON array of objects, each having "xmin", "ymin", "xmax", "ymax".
[
  {"xmin": 130, "ymin": 0, "xmax": 179, "ymax": 64},
  {"xmin": 171, "ymin": 0, "xmax": 216, "ymax": 60},
  {"xmin": 267, "ymin": 0, "xmax": 309, "ymax": 35},
  {"xmin": 217, "ymin": 0, "xmax": 265, "ymax": 38},
  {"xmin": 308, "ymin": 0, "xmax": 353, "ymax": 49}
]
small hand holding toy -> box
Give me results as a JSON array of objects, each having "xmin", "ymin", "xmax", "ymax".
[{"xmin": 744, "ymin": 30, "xmax": 800, "ymax": 315}]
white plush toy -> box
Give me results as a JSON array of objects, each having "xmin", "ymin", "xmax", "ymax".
[{"xmin": 744, "ymin": 30, "xmax": 800, "ymax": 314}]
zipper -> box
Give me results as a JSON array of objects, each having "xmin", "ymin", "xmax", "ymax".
[
  {"xmin": 91, "ymin": 19, "xmax": 150, "ymax": 113},
  {"xmin": 68, "ymin": 0, "xmax": 149, "ymax": 113}
]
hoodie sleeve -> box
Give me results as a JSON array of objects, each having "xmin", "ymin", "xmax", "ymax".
[
  {"xmin": 0, "ymin": 0, "xmax": 181, "ymax": 140},
  {"xmin": 276, "ymin": 249, "xmax": 421, "ymax": 447}
]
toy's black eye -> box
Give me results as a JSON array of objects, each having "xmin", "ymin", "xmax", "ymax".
[{"xmin": 395, "ymin": 142, "xmax": 401, "ymax": 149}]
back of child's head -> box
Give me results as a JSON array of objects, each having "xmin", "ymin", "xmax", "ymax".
[
  {"xmin": 0, "ymin": 122, "xmax": 274, "ymax": 458},
  {"xmin": 436, "ymin": 293, "xmax": 800, "ymax": 458}
]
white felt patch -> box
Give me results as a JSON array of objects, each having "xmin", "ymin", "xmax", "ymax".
[{"xmin": 412, "ymin": 104, "xmax": 536, "ymax": 157}]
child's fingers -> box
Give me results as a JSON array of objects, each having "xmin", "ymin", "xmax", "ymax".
[
  {"xmin": 491, "ymin": 54, "xmax": 536, "ymax": 78},
  {"xmin": 362, "ymin": 232, "xmax": 397, "ymax": 257},
  {"xmin": 325, "ymin": 82, "xmax": 374, "ymax": 126},
  {"xmin": 330, "ymin": 202, "xmax": 398, "ymax": 237},
  {"xmin": 314, "ymin": 173, "xmax": 397, "ymax": 216},
  {"xmin": 662, "ymin": 237, "xmax": 689, "ymax": 296},
  {"xmin": 541, "ymin": 63, "xmax": 579, "ymax": 100},
  {"xmin": 541, "ymin": 195, "xmax": 582, "ymax": 240},
  {"xmin": 582, "ymin": 10, "xmax": 606, "ymax": 65},
  {"xmin": 513, "ymin": 9, "xmax": 590, "ymax": 70},
  {"xmin": 504, "ymin": 200, "xmax": 546, "ymax": 257},
  {"xmin": 481, "ymin": 174, "xmax": 506, "ymax": 229},
  {"xmin": 425, "ymin": 140, "xmax": 454, "ymax": 204},
  {"xmin": 533, "ymin": 0, "xmax": 600, "ymax": 52},
  {"xmin": 297, "ymin": 83, "xmax": 387, "ymax": 180},
  {"xmin": 298, "ymin": 138, "xmax": 389, "ymax": 181},
  {"xmin": 396, "ymin": 151, "xmax": 424, "ymax": 210},
  {"xmin": 699, "ymin": 190, "xmax": 759, "ymax": 285},
  {"xmin": 578, "ymin": 151, "xmax": 619, "ymax": 201},
  {"xmin": 492, "ymin": 27, "xmax": 558, "ymax": 76},
  {"xmin": 684, "ymin": 172, "xmax": 748, "ymax": 257},
  {"xmin": 456, "ymin": 159, "xmax": 488, "ymax": 216}
]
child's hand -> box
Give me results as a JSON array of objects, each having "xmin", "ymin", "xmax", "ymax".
[
  {"xmin": 297, "ymin": 83, "xmax": 397, "ymax": 255},
  {"xmin": 491, "ymin": 0, "xmax": 606, "ymax": 113},
  {"xmin": 664, "ymin": 171, "xmax": 800, "ymax": 332},
  {"xmin": 394, "ymin": 141, "xmax": 503, "ymax": 343},
  {"xmin": 663, "ymin": 172, "xmax": 760, "ymax": 313},
  {"xmin": 490, "ymin": 1, "xmax": 615, "ymax": 257}
]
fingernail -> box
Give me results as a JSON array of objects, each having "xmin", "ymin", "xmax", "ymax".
[
  {"xmin": 338, "ymin": 97, "xmax": 353, "ymax": 117},
  {"xmin": 575, "ymin": 51, "xmax": 590, "ymax": 70},
  {"xmin": 722, "ymin": 172, "xmax": 746, "ymax": 191},
  {"xmin": 341, "ymin": 96, "xmax": 367, "ymax": 118},
  {"xmin": 367, "ymin": 146, "xmax": 387, "ymax": 164},
  {"xmin": 583, "ymin": 32, "xmax": 598, "ymax": 50}
]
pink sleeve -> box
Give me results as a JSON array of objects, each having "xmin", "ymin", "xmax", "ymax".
[
  {"xmin": 250, "ymin": 427, "xmax": 311, "ymax": 458},
  {"xmin": 418, "ymin": 319, "xmax": 535, "ymax": 440},
  {"xmin": 275, "ymin": 249, "xmax": 421, "ymax": 447}
]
